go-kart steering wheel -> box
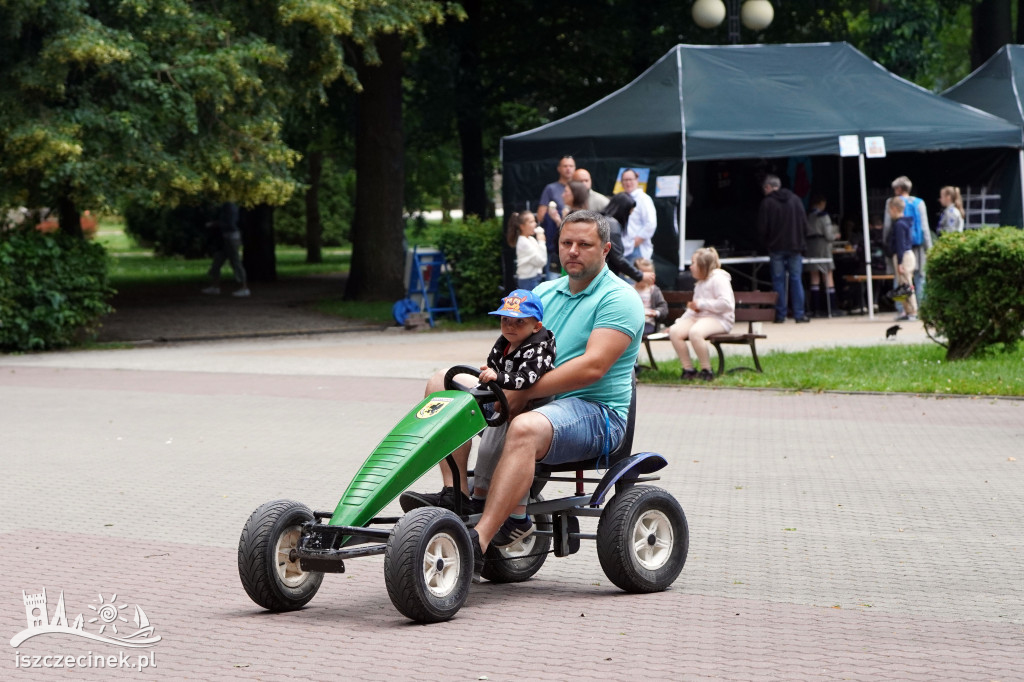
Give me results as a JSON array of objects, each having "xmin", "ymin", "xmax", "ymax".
[{"xmin": 443, "ymin": 365, "xmax": 510, "ymax": 427}]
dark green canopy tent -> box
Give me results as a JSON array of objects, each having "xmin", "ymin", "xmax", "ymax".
[
  {"xmin": 502, "ymin": 41, "xmax": 1023, "ymax": 285},
  {"xmin": 943, "ymin": 44, "xmax": 1024, "ymax": 227}
]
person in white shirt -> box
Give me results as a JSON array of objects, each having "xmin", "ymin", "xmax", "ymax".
[
  {"xmin": 619, "ymin": 168, "xmax": 657, "ymax": 260},
  {"xmin": 505, "ymin": 211, "xmax": 547, "ymax": 291}
]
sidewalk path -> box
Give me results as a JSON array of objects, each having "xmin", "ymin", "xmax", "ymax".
[{"xmin": 1, "ymin": 284, "xmax": 1021, "ymax": 680}]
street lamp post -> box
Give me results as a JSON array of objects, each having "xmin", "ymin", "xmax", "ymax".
[{"xmin": 692, "ymin": 0, "xmax": 774, "ymax": 44}]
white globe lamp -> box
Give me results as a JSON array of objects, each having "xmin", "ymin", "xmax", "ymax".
[
  {"xmin": 740, "ymin": 0, "xmax": 774, "ymax": 31},
  {"xmin": 692, "ymin": 0, "xmax": 726, "ymax": 29}
]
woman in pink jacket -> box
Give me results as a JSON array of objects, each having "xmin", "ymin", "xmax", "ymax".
[{"xmin": 669, "ymin": 247, "xmax": 736, "ymax": 381}]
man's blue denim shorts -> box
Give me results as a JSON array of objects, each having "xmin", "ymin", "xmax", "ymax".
[{"xmin": 534, "ymin": 397, "xmax": 627, "ymax": 466}]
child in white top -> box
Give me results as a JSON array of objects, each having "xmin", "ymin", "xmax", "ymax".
[
  {"xmin": 669, "ymin": 247, "xmax": 735, "ymax": 382},
  {"xmin": 505, "ymin": 211, "xmax": 547, "ymax": 291}
]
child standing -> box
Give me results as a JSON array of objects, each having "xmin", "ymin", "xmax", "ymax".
[
  {"xmin": 888, "ymin": 197, "xmax": 918, "ymax": 321},
  {"xmin": 669, "ymin": 247, "xmax": 735, "ymax": 382},
  {"xmin": 632, "ymin": 258, "xmax": 668, "ymax": 335},
  {"xmin": 804, "ymin": 194, "xmax": 844, "ymax": 317},
  {"xmin": 506, "ymin": 211, "xmax": 547, "ymax": 291},
  {"xmin": 937, "ymin": 186, "xmax": 965, "ymax": 234}
]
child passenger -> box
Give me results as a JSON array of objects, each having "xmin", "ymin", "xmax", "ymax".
[
  {"xmin": 401, "ymin": 289, "xmax": 555, "ymax": 548},
  {"xmin": 669, "ymin": 247, "xmax": 735, "ymax": 382}
]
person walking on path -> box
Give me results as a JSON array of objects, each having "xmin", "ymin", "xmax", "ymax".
[
  {"xmin": 757, "ymin": 175, "xmax": 809, "ymax": 323},
  {"xmin": 202, "ymin": 202, "xmax": 250, "ymax": 297},
  {"xmin": 883, "ymin": 176, "xmax": 931, "ymax": 306}
]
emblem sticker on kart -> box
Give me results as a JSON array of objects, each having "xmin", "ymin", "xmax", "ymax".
[{"xmin": 417, "ymin": 397, "xmax": 453, "ymax": 419}]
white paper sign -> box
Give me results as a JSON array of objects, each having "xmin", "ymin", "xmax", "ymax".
[
  {"xmin": 655, "ymin": 175, "xmax": 681, "ymax": 198},
  {"xmin": 838, "ymin": 135, "xmax": 860, "ymax": 157},
  {"xmin": 865, "ymin": 136, "xmax": 886, "ymax": 158}
]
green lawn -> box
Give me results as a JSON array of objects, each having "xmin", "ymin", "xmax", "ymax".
[
  {"xmin": 639, "ymin": 343, "xmax": 1024, "ymax": 396},
  {"xmin": 97, "ymin": 217, "xmax": 352, "ymax": 289}
]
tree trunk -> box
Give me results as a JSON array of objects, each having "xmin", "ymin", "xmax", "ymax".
[
  {"xmin": 240, "ymin": 205, "xmax": 276, "ymax": 282},
  {"xmin": 453, "ymin": 0, "xmax": 490, "ymax": 218},
  {"xmin": 57, "ymin": 194, "xmax": 82, "ymax": 239},
  {"xmin": 971, "ymin": 0, "xmax": 1012, "ymax": 69},
  {"xmin": 345, "ymin": 33, "xmax": 407, "ymax": 302},
  {"xmin": 305, "ymin": 150, "xmax": 323, "ymax": 264}
]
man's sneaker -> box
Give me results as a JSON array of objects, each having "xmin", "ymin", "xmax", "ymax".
[
  {"xmin": 698, "ymin": 369, "xmax": 714, "ymax": 382},
  {"xmin": 491, "ymin": 515, "xmax": 536, "ymax": 548},
  {"xmin": 680, "ymin": 368, "xmax": 698, "ymax": 381},
  {"xmin": 399, "ymin": 487, "xmax": 478, "ymax": 514},
  {"xmin": 232, "ymin": 287, "xmax": 251, "ymax": 297},
  {"xmin": 201, "ymin": 286, "xmax": 220, "ymax": 295},
  {"xmin": 467, "ymin": 529, "xmax": 485, "ymax": 583}
]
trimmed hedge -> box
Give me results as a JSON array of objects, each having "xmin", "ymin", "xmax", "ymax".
[
  {"xmin": 920, "ymin": 227, "xmax": 1024, "ymax": 360},
  {"xmin": 0, "ymin": 230, "xmax": 115, "ymax": 351},
  {"xmin": 433, "ymin": 216, "xmax": 504, "ymax": 316}
]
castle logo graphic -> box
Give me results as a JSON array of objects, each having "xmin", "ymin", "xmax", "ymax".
[{"xmin": 11, "ymin": 589, "xmax": 161, "ymax": 649}]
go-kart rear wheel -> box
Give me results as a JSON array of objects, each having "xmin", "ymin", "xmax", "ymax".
[
  {"xmin": 596, "ymin": 486, "xmax": 688, "ymax": 593},
  {"xmin": 384, "ymin": 507, "xmax": 473, "ymax": 623},
  {"xmin": 238, "ymin": 499, "xmax": 323, "ymax": 611},
  {"xmin": 482, "ymin": 503, "xmax": 551, "ymax": 583}
]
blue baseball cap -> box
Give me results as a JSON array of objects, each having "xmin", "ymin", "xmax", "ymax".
[{"xmin": 489, "ymin": 289, "xmax": 543, "ymax": 321}]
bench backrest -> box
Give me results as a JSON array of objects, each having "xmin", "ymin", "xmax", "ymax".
[{"xmin": 659, "ymin": 290, "xmax": 778, "ymax": 329}]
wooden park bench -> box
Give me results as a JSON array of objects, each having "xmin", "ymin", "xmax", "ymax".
[{"xmin": 642, "ymin": 290, "xmax": 779, "ymax": 375}]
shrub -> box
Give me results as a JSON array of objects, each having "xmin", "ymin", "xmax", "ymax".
[
  {"xmin": 0, "ymin": 229, "xmax": 115, "ymax": 351},
  {"xmin": 433, "ymin": 216, "xmax": 504, "ymax": 316},
  {"xmin": 920, "ymin": 227, "xmax": 1024, "ymax": 360}
]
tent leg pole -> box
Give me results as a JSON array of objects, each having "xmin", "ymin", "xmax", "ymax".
[
  {"xmin": 858, "ymin": 152, "xmax": 873, "ymax": 321},
  {"xmin": 678, "ymin": 160, "xmax": 688, "ymax": 272}
]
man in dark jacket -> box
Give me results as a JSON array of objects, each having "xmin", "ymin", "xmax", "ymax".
[{"xmin": 757, "ymin": 175, "xmax": 809, "ymax": 323}]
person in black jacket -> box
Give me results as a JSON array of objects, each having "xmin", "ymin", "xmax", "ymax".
[
  {"xmin": 757, "ymin": 175, "xmax": 809, "ymax": 323},
  {"xmin": 601, "ymin": 193, "xmax": 655, "ymax": 286}
]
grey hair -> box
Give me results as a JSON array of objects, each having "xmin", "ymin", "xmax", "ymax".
[
  {"xmin": 561, "ymin": 209, "xmax": 610, "ymax": 244},
  {"xmin": 891, "ymin": 176, "xmax": 912, "ymax": 192},
  {"xmin": 764, "ymin": 174, "xmax": 781, "ymax": 190}
]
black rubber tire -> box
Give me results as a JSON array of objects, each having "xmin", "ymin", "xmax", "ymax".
[
  {"xmin": 596, "ymin": 486, "xmax": 688, "ymax": 593},
  {"xmin": 238, "ymin": 499, "xmax": 324, "ymax": 611},
  {"xmin": 481, "ymin": 503, "xmax": 551, "ymax": 584},
  {"xmin": 384, "ymin": 507, "xmax": 473, "ymax": 623}
]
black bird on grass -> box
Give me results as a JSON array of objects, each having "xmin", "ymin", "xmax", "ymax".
[{"xmin": 886, "ymin": 324, "xmax": 902, "ymax": 340}]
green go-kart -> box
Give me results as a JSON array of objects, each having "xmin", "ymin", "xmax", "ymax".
[{"xmin": 237, "ymin": 365, "xmax": 688, "ymax": 623}]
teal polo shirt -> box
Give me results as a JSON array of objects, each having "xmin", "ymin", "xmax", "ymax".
[{"xmin": 534, "ymin": 266, "xmax": 644, "ymax": 419}]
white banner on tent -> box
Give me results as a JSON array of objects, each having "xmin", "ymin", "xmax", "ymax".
[{"xmin": 838, "ymin": 135, "xmax": 860, "ymax": 157}]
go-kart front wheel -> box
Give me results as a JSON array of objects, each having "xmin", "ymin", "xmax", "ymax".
[
  {"xmin": 384, "ymin": 507, "xmax": 473, "ymax": 623},
  {"xmin": 238, "ymin": 499, "xmax": 323, "ymax": 611},
  {"xmin": 596, "ymin": 486, "xmax": 688, "ymax": 593}
]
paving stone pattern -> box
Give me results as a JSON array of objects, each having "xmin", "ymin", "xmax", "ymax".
[{"xmin": 1, "ymin": 333, "xmax": 1022, "ymax": 680}]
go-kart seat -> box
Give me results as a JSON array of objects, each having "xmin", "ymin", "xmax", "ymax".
[{"xmin": 534, "ymin": 373, "xmax": 636, "ymax": 474}]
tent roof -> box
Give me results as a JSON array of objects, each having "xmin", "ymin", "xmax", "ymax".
[
  {"xmin": 503, "ymin": 42, "xmax": 1023, "ymax": 164},
  {"xmin": 943, "ymin": 44, "xmax": 1024, "ymax": 127}
]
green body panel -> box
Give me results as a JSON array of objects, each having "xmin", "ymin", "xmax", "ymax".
[{"xmin": 328, "ymin": 391, "xmax": 487, "ymax": 528}]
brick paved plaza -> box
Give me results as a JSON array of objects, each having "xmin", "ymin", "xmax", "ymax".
[{"xmin": 1, "ymin": 329, "xmax": 1021, "ymax": 680}]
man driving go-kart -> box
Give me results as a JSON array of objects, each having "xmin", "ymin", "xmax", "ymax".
[{"xmin": 401, "ymin": 209, "xmax": 645, "ymax": 577}]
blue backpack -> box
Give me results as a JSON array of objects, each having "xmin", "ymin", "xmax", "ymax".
[{"xmin": 903, "ymin": 196, "xmax": 924, "ymax": 246}]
